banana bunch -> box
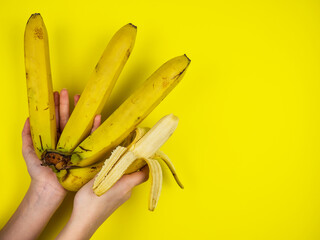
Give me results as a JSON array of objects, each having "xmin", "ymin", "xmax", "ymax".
[{"xmin": 24, "ymin": 13, "xmax": 190, "ymax": 211}]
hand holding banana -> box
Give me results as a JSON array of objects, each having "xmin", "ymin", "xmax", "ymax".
[{"xmin": 24, "ymin": 13, "xmax": 190, "ymax": 211}]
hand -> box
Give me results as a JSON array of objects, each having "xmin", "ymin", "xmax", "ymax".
[
  {"xmin": 22, "ymin": 90, "xmax": 69, "ymax": 196},
  {"xmin": 22, "ymin": 89, "xmax": 102, "ymax": 196},
  {"xmin": 1, "ymin": 89, "xmax": 102, "ymax": 240},
  {"xmin": 56, "ymin": 163, "xmax": 149, "ymax": 239}
]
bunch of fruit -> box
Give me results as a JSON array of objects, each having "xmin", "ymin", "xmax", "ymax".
[{"xmin": 24, "ymin": 13, "xmax": 190, "ymax": 211}]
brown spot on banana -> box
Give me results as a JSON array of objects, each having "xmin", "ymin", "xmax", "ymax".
[
  {"xmin": 39, "ymin": 135, "xmax": 43, "ymax": 150},
  {"xmin": 126, "ymin": 49, "xmax": 131, "ymax": 58},
  {"xmin": 60, "ymin": 170, "xmax": 70, "ymax": 182},
  {"xmin": 34, "ymin": 27, "xmax": 43, "ymax": 39},
  {"xmin": 79, "ymin": 146, "xmax": 92, "ymax": 152},
  {"xmin": 162, "ymin": 78, "xmax": 169, "ymax": 88},
  {"xmin": 171, "ymin": 68, "xmax": 187, "ymax": 81}
]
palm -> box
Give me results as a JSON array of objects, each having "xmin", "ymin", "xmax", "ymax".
[
  {"xmin": 22, "ymin": 90, "xmax": 101, "ymax": 195},
  {"xmin": 22, "ymin": 140, "xmax": 66, "ymax": 193},
  {"xmin": 22, "ymin": 90, "xmax": 75, "ymax": 194}
]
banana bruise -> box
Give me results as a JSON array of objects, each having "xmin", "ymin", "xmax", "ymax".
[
  {"xmin": 93, "ymin": 114, "xmax": 184, "ymax": 211},
  {"xmin": 70, "ymin": 55, "xmax": 191, "ymax": 167},
  {"xmin": 57, "ymin": 23, "xmax": 137, "ymax": 153},
  {"xmin": 24, "ymin": 13, "xmax": 57, "ymax": 158}
]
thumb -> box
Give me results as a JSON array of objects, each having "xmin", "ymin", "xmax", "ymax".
[{"xmin": 21, "ymin": 118, "xmax": 40, "ymax": 164}]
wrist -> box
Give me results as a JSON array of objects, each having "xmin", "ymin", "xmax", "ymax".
[
  {"xmin": 30, "ymin": 179, "xmax": 67, "ymax": 202},
  {"xmin": 0, "ymin": 180, "xmax": 66, "ymax": 240},
  {"xmin": 57, "ymin": 212, "xmax": 99, "ymax": 240}
]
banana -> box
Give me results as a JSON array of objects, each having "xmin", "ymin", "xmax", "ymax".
[
  {"xmin": 69, "ymin": 55, "xmax": 190, "ymax": 168},
  {"xmin": 57, "ymin": 23, "xmax": 137, "ymax": 153},
  {"xmin": 24, "ymin": 13, "xmax": 56, "ymax": 158},
  {"xmin": 53, "ymin": 127, "xmax": 169, "ymax": 192},
  {"xmin": 55, "ymin": 127, "xmax": 147, "ymax": 191},
  {"xmin": 93, "ymin": 114, "xmax": 183, "ymax": 211},
  {"xmin": 24, "ymin": 14, "xmax": 189, "ymax": 204},
  {"xmin": 56, "ymin": 161, "xmax": 104, "ymax": 191}
]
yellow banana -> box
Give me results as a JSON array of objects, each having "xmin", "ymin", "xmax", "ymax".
[
  {"xmin": 57, "ymin": 122, "xmax": 183, "ymax": 196},
  {"xmin": 24, "ymin": 13, "xmax": 189, "ymax": 203},
  {"xmin": 56, "ymin": 161, "xmax": 104, "ymax": 191},
  {"xmin": 69, "ymin": 55, "xmax": 190, "ymax": 168},
  {"xmin": 24, "ymin": 13, "xmax": 56, "ymax": 158},
  {"xmin": 56, "ymin": 127, "xmax": 149, "ymax": 191},
  {"xmin": 93, "ymin": 114, "xmax": 183, "ymax": 211},
  {"xmin": 57, "ymin": 23, "xmax": 137, "ymax": 153}
]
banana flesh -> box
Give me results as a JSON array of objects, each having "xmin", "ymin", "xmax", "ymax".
[
  {"xmin": 93, "ymin": 114, "xmax": 183, "ymax": 211},
  {"xmin": 92, "ymin": 146, "xmax": 127, "ymax": 187},
  {"xmin": 24, "ymin": 13, "xmax": 57, "ymax": 158}
]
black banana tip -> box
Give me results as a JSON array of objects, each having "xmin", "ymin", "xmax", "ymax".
[
  {"xmin": 184, "ymin": 54, "xmax": 191, "ymax": 62},
  {"xmin": 27, "ymin": 13, "xmax": 41, "ymax": 23},
  {"xmin": 128, "ymin": 23, "xmax": 137, "ymax": 29},
  {"xmin": 30, "ymin": 13, "xmax": 41, "ymax": 18}
]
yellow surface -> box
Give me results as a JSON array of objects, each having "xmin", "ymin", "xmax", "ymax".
[{"xmin": 0, "ymin": 0, "xmax": 320, "ymax": 239}]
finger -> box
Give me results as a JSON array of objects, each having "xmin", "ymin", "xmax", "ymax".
[
  {"xmin": 21, "ymin": 118, "xmax": 38, "ymax": 162},
  {"xmin": 91, "ymin": 115, "xmax": 101, "ymax": 133},
  {"xmin": 125, "ymin": 165, "xmax": 149, "ymax": 188},
  {"xmin": 54, "ymin": 91, "xmax": 60, "ymax": 132},
  {"xmin": 59, "ymin": 89, "xmax": 70, "ymax": 131},
  {"xmin": 22, "ymin": 118, "xmax": 33, "ymax": 148},
  {"xmin": 74, "ymin": 94, "xmax": 80, "ymax": 106}
]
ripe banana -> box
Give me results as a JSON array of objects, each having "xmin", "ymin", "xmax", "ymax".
[
  {"xmin": 93, "ymin": 114, "xmax": 183, "ymax": 211},
  {"xmin": 57, "ymin": 23, "xmax": 137, "ymax": 153},
  {"xmin": 55, "ymin": 127, "xmax": 147, "ymax": 191},
  {"xmin": 56, "ymin": 161, "xmax": 104, "ymax": 191},
  {"xmin": 24, "ymin": 14, "xmax": 190, "ymax": 206},
  {"xmin": 24, "ymin": 13, "xmax": 57, "ymax": 158},
  {"xmin": 56, "ymin": 125, "xmax": 183, "ymax": 193},
  {"xmin": 69, "ymin": 55, "xmax": 190, "ymax": 168}
]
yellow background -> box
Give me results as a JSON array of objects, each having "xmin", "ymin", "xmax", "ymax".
[{"xmin": 0, "ymin": 0, "xmax": 320, "ymax": 239}]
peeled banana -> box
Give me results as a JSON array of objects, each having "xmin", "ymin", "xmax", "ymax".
[
  {"xmin": 93, "ymin": 114, "xmax": 183, "ymax": 211},
  {"xmin": 24, "ymin": 13, "xmax": 190, "ymax": 211}
]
